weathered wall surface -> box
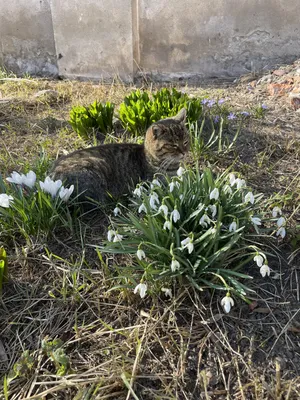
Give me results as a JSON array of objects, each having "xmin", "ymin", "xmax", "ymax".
[
  {"xmin": 0, "ymin": 0, "xmax": 57, "ymax": 76},
  {"xmin": 0, "ymin": 0, "xmax": 299, "ymax": 82}
]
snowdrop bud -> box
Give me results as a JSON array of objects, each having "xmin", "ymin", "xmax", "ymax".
[
  {"xmin": 163, "ymin": 220, "xmax": 172, "ymax": 231},
  {"xmin": 151, "ymin": 179, "xmax": 161, "ymax": 187},
  {"xmin": 272, "ymin": 206, "xmax": 282, "ymax": 218},
  {"xmin": 254, "ymin": 254, "xmax": 264, "ymax": 267},
  {"xmin": 136, "ymin": 249, "xmax": 146, "ymax": 260},
  {"xmin": 276, "ymin": 226, "xmax": 286, "ymax": 239},
  {"xmin": 133, "ymin": 187, "xmax": 142, "ymax": 197},
  {"xmin": 260, "ymin": 264, "xmax": 270, "ymax": 278},
  {"xmin": 159, "ymin": 204, "xmax": 168, "ymax": 218},
  {"xmin": 245, "ymin": 192, "xmax": 255, "ymax": 204},
  {"xmin": 171, "ymin": 208, "xmax": 180, "ymax": 223},
  {"xmin": 221, "ymin": 294, "xmax": 234, "ymax": 313},
  {"xmin": 107, "ymin": 229, "xmax": 115, "ymax": 242},
  {"xmin": 277, "ymin": 217, "xmax": 286, "ymax": 227},
  {"xmin": 209, "ymin": 188, "xmax": 219, "ymax": 201},
  {"xmin": 177, "ymin": 166, "xmax": 185, "ymax": 177},
  {"xmin": 138, "ymin": 203, "xmax": 147, "ymax": 214},
  {"xmin": 113, "ymin": 207, "xmax": 121, "ymax": 216},
  {"xmin": 229, "ymin": 221, "xmax": 237, "ymax": 232},
  {"xmin": 171, "ymin": 259, "xmax": 180, "ymax": 272}
]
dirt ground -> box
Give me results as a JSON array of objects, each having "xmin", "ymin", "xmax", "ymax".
[{"xmin": 0, "ymin": 62, "xmax": 300, "ymax": 399}]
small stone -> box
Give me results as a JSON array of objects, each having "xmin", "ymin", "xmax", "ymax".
[
  {"xmin": 272, "ymin": 69, "xmax": 286, "ymax": 77},
  {"xmin": 33, "ymin": 89, "xmax": 59, "ymax": 102},
  {"xmin": 268, "ymin": 82, "xmax": 293, "ymax": 96}
]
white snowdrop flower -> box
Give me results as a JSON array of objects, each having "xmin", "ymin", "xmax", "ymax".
[
  {"xmin": 161, "ymin": 288, "xmax": 172, "ymax": 298},
  {"xmin": 149, "ymin": 193, "xmax": 160, "ymax": 210},
  {"xmin": 59, "ymin": 185, "xmax": 74, "ymax": 202},
  {"xmin": 223, "ymin": 185, "xmax": 232, "ymax": 195},
  {"xmin": 113, "ymin": 206, "xmax": 121, "ymax": 216},
  {"xmin": 245, "ymin": 192, "xmax": 255, "ymax": 205},
  {"xmin": 276, "ymin": 226, "xmax": 286, "ymax": 239},
  {"xmin": 221, "ymin": 295, "xmax": 234, "ymax": 313},
  {"xmin": 133, "ymin": 187, "xmax": 142, "ymax": 197},
  {"xmin": 163, "ymin": 220, "xmax": 172, "ymax": 231},
  {"xmin": 22, "ymin": 171, "xmax": 37, "ymax": 189},
  {"xmin": 229, "ymin": 173, "xmax": 236, "ymax": 186},
  {"xmin": 169, "ymin": 182, "xmax": 175, "ymax": 192},
  {"xmin": 159, "ymin": 204, "xmax": 168, "ymax": 218},
  {"xmin": 113, "ymin": 233, "xmax": 123, "ymax": 242},
  {"xmin": 251, "ymin": 216, "xmax": 261, "ymax": 226},
  {"xmin": 179, "ymin": 194, "xmax": 183, "ymax": 200},
  {"xmin": 138, "ymin": 203, "xmax": 147, "ymax": 214},
  {"xmin": 229, "ymin": 221, "xmax": 237, "ymax": 232},
  {"xmin": 107, "ymin": 229, "xmax": 115, "ymax": 242},
  {"xmin": 151, "ymin": 179, "xmax": 161, "ymax": 187},
  {"xmin": 254, "ymin": 254, "xmax": 264, "ymax": 267},
  {"xmin": 200, "ymin": 214, "xmax": 211, "ymax": 228},
  {"xmin": 235, "ymin": 178, "xmax": 246, "ymax": 190},
  {"xmin": 260, "ymin": 264, "xmax": 271, "ymax": 278},
  {"xmin": 39, "ymin": 176, "xmax": 62, "ymax": 197},
  {"xmin": 209, "ymin": 188, "xmax": 219, "ymax": 201},
  {"xmin": 277, "ymin": 217, "xmax": 286, "ymax": 228},
  {"xmin": 181, "ymin": 236, "xmax": 194, "ymax": 254},
  {"xmin": 272, "ymin": 206, "xmax": 282, "ymax": 218},
  {"xmin": 177, "ymin": 166, "xmax": 185, "ymax": 177},
  {"xmin": 171, "ymin": 259, "xmax": 180, "ymax": 272},
  {"xmin": 208, "ymin": 204, "xmax": 217, "ymax": 218},
  {"xmin": 0, "ymin": 193, "xmax": 14, "ymax": 208},
  {"xmin": 6, "ymin": 171, "xmax": 24, "ymax": 185},
  {"xmin": 171, "ymin": 208, "xmax": 180, "ymax": 223},
  {"xmin": 137, "ymin": 249, "xmax": 146, "ymax": 260},
  {"xmin": 134, "ymin": 283, "xmax": 147, "ymax": 299}
]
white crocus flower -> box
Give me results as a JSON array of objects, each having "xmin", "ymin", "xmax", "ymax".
[
  {"xmin": 138, "ymin": 203, "xmax": 147, "ymax": 214},
  {"xmin": 161, "ymin": 288, "xmax": 172, "ymax": 298},
  {"xmin": 260, "ymin": 264, "xmax": 270, "ymax": 277},
  {"xmin": 113, "ymin": 233, "xmax": 123, "ymax": 242},
  {"xmin": 235, "ymin": 178, "xmax": 246, "ymax": 190},
  {"xmin": 180, "ymin": 236, "xmax": 194, "ymax": 254},
  {"xmin": 208, "ymin": 204, "xmax": 217, "ymax": 218},
  {"xmin": 254, "ymin": 254, "xmax": 264, "ymax": 267},
  {"xmin": 223, "ymin": 185, "xmax": 233, "ymax": 195},
  {"xmin": 209, "ymin": 188, "xmax": 219, "ymax": 201},
  {"xmin": 113, "ymin": 206, "xmax": 121, "ymax": 216},
  {"xmin": 163, "ymin": 220, "xmax": 172, "ymax": 231},
  {"xmin": 277, "ymin": 217, "xmax": 286, "ymax": 227},
  {"xmin": 159, "ymin": 204, "xmax": 168, "ymax": 218},
  {"xmin": 6, "ymin": 171, "xmax": 24, "ymax": 185},
  {"xmin": 276, "ymin": 226, "xmax": 286, "ymax": 239},
  {"xmin": 22, "ymin": 171, "xmax": 37, "ymax": 188},
  {"xmin": 229, "ymin": 221, "xmax": 237, "ymax": 232},
  {"xmin": 137, "ymin": 249, "xmax": 146, "ymax": 260},
  {"xmin": 134, "ymin": 283, "xmax": 147, "ymax": 298},
  {"xmin": 272, "ymin": 206, "xmax": 282, "ymax": 218},
  {"xmin": 245, "ymin": 192, "xmax": 255, "ymax": 204},
  {"xmin": 171, "ymin": 259, "xmax": 180, "ymax": 272},
  {"xmin": 59, "ymin": 185, "xmax": 74, "ymax": 202},
  {"xmin": 149, "ymin": 192, "xmax": 160, "ymax": 210},
  {"xmin": 200, "ymin": 214, "xmax": 211, "ymax": 228},
  {"xmin": 177, "ymin": 166, "xmax": 185, "ymax": 177},
  {"xmin": 107, "ymin": 229, "xmax": 115, "ymax": 242},
  {"xmin": 251, "ymin": 216, "xmax": 261, "ymax": 226},
  {"xmin": 221, "ymin": 295, "xmax": 234, "ymax": 313},
  {"xmin": 229, "ymin": 173, "xmax": 236, "ymax": 186},
  {"xmin": 39, "ymin": 176, "xmax": 62, "ymax": 197},
  {"xmin": 133, "ymin": 187, "xmax": 142, "ymax": 197},
  {"xmin": 0, "ymin": 193, "xmax": 14, "ymax": 208},
  {"xmin": 171, "ymin": 208, "xmax": 180, "ymax": 223}
]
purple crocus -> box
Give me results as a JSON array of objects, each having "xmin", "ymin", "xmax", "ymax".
[
  {"xmin": 207, "ymin": 99, "xmax": 216, "ymax": 108},
  {"xmin": 218, "ymin": 98, "xmax": 225, "ymax": 105},
  {"xmin": 214, "ymin": 115, "xmax": 220, "ymax": 123},
  {"xmin": 241, "ymin": 111, "xmax": 250, "ymax": 117},
  {"xmin": 201, "ymin": 99, "xmax": 209, "ymax": 105},
  {"xmin": 261, "ymin": 104, "xmax": 268, "ymax": 109},
  {"xmin": 227, "ymin": 112, "xmax": 236, "ymax": 120}
]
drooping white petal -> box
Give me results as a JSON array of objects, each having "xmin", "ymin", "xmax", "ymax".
[
  {"xmin": 245, "ymin": 192, "xmax": 255, "ymax": 204},
  {"xmin": 113, "ymin": 233, "xmax": 123, "ymax": 242},
  {"xmin": 221, "ymin": 295, "xmax": 234, "ymax": 313},
  {"xmin": 113, "ymin": 207, "xmax": 121, "ymax": 216},
  {"xmin": 151, "ymin": 179, "xmax": 161, "ymax": 187},
  {"xmin": 254, "ymin": 254, "xmax": 264, "ymax": 267},
  {"xmin": 161, "ymin": 288, "xmax": 172, "ymax": 298},
  {"xmin": 134, "ymin": 283, "xmax": 147, "ymax": 298},
  {"xmin": 229, "ymin": 221, "xmax": 237, "ymax": 232},
  {"xmin": 276, "ymin": 226, "xmax": 286, "ymax": 239},
  {"xmin": 208, "ymin": 204, "xmax": 217, "ymax": 218},
  {"xmin": 163, "ymin": 220, "xmax": 172, "ymax": 231},
  {"xmin": 107, "ymin": 229, "xmax": 115, "ymax": 242},
  {"xmin": 171, "ymin": 209, "xmax": 180, "ymax": 223},
  {"xmin": 209, "ymin": 188, "xmax": 219, "ymax": 201},
  {"xmin": 251, "ymin": 216, "xmax": 261, "ymax": 226},
  {"xmin": 177, "ymin": 166, "xmax": 185, "ymax": 177},
  {"xmin": 229, "ymin": 173, "xmax": 236, "ymax": 186},
  {"xmin": 171, "ymin": 259, "xmax": 180, "ymax": 272},
  {"xmin": 59, "ymin": 185, "xmax": 74, "ymax": 202},
  {"xmin": 133, "ymin": 187, "xmax": 142, "ymax": 197},
  {"xmin": 277, "ymin": 217, "xmax": 286, "ymax": 227},
  {"xmin": 272, "ymin": 206, "xmax": 282, "ymax": 218},
  {"xmin": 200, "ymin": 214, "xmax": 211, "ymax": 228},
  {"xmin": 137, "ymin": 249, "xmax": 146, "ymax": 260},
  {"xmin": 138, "ymin": 203, "xmax": 147, "ymax": 214},
  {"xmin": 235, "ymin": 178, "xmax": 246, "ymax": 190},
  {"xmin": 159, "ymin": 204, "xmax": 168, "ymax": 218},
  {"xmin": 260, "ymin": 264, "xmax": 270, "ymax": 277}
]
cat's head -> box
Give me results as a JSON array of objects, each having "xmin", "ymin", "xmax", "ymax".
[{"xmin": 144, "ymin": 108, "xmax": 189, "ymax": 172}]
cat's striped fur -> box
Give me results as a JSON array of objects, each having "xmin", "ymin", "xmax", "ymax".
[{"xmin": 51, "ymin": 108, "xmax": 189, "ymax": 208}]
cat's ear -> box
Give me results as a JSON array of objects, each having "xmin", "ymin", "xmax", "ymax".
[
  {"xmin": 174, "ymin": 108, "xmax": 187, "ymax": 124},
  {"xmin": 152, "ymin": 125, "xmax": 160, "ymax": 139}
]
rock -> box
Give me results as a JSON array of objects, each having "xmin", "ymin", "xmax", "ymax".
[
  {"xmin": 272, "ymin": 69, "xmax": 286, "ymax": 77},
  {"xmin": 33, "ymin": 89, "xmax": 59, "ymax": 102},
  {"xmin": 268, "ymin": 82, "xmax": 293, "ymax": 96}
]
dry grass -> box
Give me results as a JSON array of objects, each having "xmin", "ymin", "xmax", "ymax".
[{"xmin": 0, "ymin": 71, "xmax": 300, "ymax": 399}]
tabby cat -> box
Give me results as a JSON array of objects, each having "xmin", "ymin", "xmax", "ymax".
[{"xmin": 51, "ymin": 108, "xmax": 189, "ymax": 208}]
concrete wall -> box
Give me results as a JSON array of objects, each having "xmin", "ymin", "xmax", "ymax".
[{"xmin": 0, "ymin": 0, "xmax": 299, "ymax": 82}]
